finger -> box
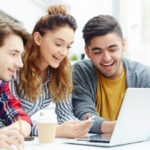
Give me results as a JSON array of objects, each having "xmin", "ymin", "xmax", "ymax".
[
  {"xmin": 75, "ymin": 122, "xmax": 91, "ymax": 132},
  {"xmin": 5, "ymin": 130, "xmax": 24, "ymax": 141},
  {"xmin": 80, "ymin": 120, "xmax": 92, "ymax": 127},
  {"xmin": 12, "ymin": 142, "xmax": 21, "ymax": 150},
  {"xmin": 77, "ymin": 126, "xmax": 91, "ymax": 138},
  {"xmin": 74, "ymin": 122, "xmax": 91, "ymax": 136},
  {"xmin": 0, "ymin": 141, "xmax": 13, "ymax": 150},
  {"xmin": 84, "ymin": 113, "xmax": 90, "ymax": 120},
  {"xmin": 0, "ymin": 136, "xmax": 18, "ymax": 149},
  {"xmin": 65, "ymin": 120, "xmax": 81, "ymax": 124},
  {"xmin": 4, "ymin": 130, "xmax": 24, "ymax": 146},
  {"xmin": 75, "ymin": 128, "xmax": 89, "ymax": 138},
  {"xmin": 7, "ymin": 136, "xmax": 23, "ymax": 150}
]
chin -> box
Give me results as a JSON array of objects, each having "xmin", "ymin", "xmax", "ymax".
[
  {"xmin": 51, "ymin": 63, "xmax": 60, "ymax": 69},
  {"xmin": 4, "ymin": 76, "xmax": 12, "ymax": 82},
  {"xmin": 5, "ymin": 79, "xmax": 12, "ymax": 82},
  {"xmin": 51, "ymin": 65, "xmax": 59, "ymax": 69}
]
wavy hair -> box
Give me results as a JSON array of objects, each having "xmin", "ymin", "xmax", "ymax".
[{"xmin": 16, "ymin": 5, "xmax": 77, "ymax": 102}]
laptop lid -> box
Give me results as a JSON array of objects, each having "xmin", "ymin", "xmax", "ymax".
[
  {"xmin": 110, "ymin": 88, "xmax": 150, "ymax": 146},
  {"xmin": 64, "ymin": 88, "xmax": 150, "ymax": 147}
]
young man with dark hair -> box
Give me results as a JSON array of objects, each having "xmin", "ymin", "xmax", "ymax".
[{"xmin": 72, "ymin": 15, "xmax": 150, "ymax": 134}]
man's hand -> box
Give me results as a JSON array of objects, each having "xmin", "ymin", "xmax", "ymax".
[
  {"xmin": 101, "ymin": 120, "xmax": 116, "ymax": 134},
  {"xmin": 7, "ymin": 120, "xmax": 31, "ymax": 137},
  {"xmin": 0, "ymin": 128, "xmax": 24, "ymax": 150}
]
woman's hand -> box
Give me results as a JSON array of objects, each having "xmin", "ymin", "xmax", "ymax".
[
  {"xmin": 0, "ymin": 128, "xmax": 24, "ymax": 150},
  {"xmin": 56, "ymin": 120, "xmax": 91, "ymax": 138}
]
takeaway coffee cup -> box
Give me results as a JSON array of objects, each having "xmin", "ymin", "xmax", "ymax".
[{"xmin": 37, "ymin": 111, "xmax": 57, "ymax": 143}]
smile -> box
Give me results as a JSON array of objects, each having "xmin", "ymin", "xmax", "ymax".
[
  {"xmin": 101, "ymin": 62, "xmax": 115, "ymax": 66},
  {"xmin": 8, "ymin": 69, "xmax": 16, "ymax": 75},
  {"xmin": 53, "ymin": 55, "xmax": 63, "ymax": 61}
]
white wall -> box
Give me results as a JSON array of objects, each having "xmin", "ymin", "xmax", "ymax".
[
  {"xmin": 0, "ymin": 0, "xmax": 113, "ymax": 59},
  {"xmin": 0, "ymin": 0, "xmax": 46, "ymax": 33},
  {"xmin": 64, "ymin": 0, "xmax": 113, "ymax": 58},
  {"xmin": 1, "ymin": 0, "xmax": 150, "ymax": 65},
  {"xmin": 119, "ymin": 0, "xmax": 150, "ymax": 65}
]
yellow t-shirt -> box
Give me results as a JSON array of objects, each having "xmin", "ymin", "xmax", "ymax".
[{"xmin": 96, "ymin": 68, "xmax": 127, "ymax": 121}]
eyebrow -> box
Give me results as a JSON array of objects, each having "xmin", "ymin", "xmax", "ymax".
[
  {"xmin": 9, "ymin": 49, "xmax": 23, "ymax": 54},
  {"xmin": 92, "ymin": 47, "xmax": 102, "ymax": 51},
  {"xmin": 92, "ymin": 44, "xmax": 118, "ymax": 51},
  {"xmin": 108, "ymin": 44, "xmax": 118, "ymax": 48},
  {"xmin": 55, "ymin": 38, "xmax": 74, "ymax": 45},
  {"xmin": 55, "ymin": 38, "xmax": 65, "ymax": 42}
]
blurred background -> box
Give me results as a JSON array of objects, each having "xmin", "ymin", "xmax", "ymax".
[{"xmin": 0, "ymin": 0, "xmax": 150, "ymax": 65}]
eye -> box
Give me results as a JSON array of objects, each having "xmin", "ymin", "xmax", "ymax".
[
  {"xmin": 10, "ymin": 52, "xmax": 17, "ymax": 57},
  {"xmin": 110, "ymin": 49, "xmax": 117, "ymax": 52},
  {"xmin": 67, "ymin": 45, "xmax": 71, "ymax": 49},
  {"xmin": 55, "ymin": 43, "xmax": 62, "ymax": 47},
  {"xmin": 94, "ymin": 51, "xmax": 102, "ymax": 55}
]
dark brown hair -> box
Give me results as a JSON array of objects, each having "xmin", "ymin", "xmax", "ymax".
[{"xmin": 83, "ymin": 15, "xmax": 123, "ymax": 46}]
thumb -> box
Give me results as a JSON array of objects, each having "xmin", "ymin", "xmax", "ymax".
[{"xmin": 84, "ymin": 113, "xmax": 90, "ymax": 120}]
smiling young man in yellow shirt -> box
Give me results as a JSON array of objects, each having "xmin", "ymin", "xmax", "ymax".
[{"xmin": 72, "ymin": 15, "xmax": 150, "ymax": 134}]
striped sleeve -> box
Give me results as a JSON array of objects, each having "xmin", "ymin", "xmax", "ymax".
[
  {"xmin": 30, "ymin": 121, "xmax": 38, "ymax": 136},
  {"xmin": 56, "ymin": 95, "xmax": 79, "ymax": 124}
]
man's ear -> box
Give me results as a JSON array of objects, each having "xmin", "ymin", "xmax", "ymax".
[
  {"xmin": 33, "ymin": 32, "xmax": 42, "ymax": 46},
  {"xmin": 122, "ymin": 39, "xmax": 126, "ymax": 52},
  {"xmin": 84, "ymin": 46, "xmax": 90, "ymax": 58}
]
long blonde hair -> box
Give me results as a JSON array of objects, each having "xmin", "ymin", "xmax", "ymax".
[{"xmin": 17, "ymin": 5, "xmax": 77, "ymax": 102}]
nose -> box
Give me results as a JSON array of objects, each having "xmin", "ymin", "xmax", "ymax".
[
  {"xmin": 59, "ymin": 47, "xmax": 68, "ymax": 57},
  {"xmin": 15, "ymin": 57, "xmax": 23, "ymax": 68},
  {"xmin": 103, "ymin": 51, "xmax": 111, "ymax": 62}
]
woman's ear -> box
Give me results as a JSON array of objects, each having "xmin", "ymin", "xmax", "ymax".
[{"xmin": 34, "ymin": 32, "xmax": 42, "ymax": 46}]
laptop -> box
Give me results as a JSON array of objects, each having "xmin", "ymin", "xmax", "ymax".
[{"xmin": 64, "ymin": 88, "xmax": 150, "ymax": 147}]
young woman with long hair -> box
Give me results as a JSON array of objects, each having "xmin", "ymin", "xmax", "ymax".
[{"xmin": 8, "ymin": 5, "xmax": 91, "ymax": 138}]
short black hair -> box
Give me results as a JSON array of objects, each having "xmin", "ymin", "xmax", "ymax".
[{"xmin": 82, "ymin": 15, "xmax": 123, "ymax": 46}]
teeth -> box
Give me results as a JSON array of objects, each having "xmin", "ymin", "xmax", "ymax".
[
  {"xmin": 102, "ymin": 63, "xmax": 113, "ymax": 66},
  {"xmin": 54, "ymin": 56, "xmax": 60, "ymax": 59}
]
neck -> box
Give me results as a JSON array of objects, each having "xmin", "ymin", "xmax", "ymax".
[
  {"xmin": 36, "ymin": 58, "xmax": 49, "ymax": 82},
  {"xmin": 36, "ymin": 57, "xmax": 48, "ymax": 72},
  {"xmin": 39, "ymin": 67, "xmax": 48, "ymax": 83},
  {"xmin": 112, "ymin": 62, "xmax": 124, "ymax": 80}
]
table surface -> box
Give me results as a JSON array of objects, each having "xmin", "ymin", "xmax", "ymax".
[{"xmin": 24, "ymin": 137, "xmax": 150, "ymax": 150}]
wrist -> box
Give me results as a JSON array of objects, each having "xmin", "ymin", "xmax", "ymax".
[
  {"xmin": 56, "ymin": 124, "xmax": 63, "ymax": 138},
  {"xmin": 101, "ymin": 121, "xmax": 116, "ymax": 134}
]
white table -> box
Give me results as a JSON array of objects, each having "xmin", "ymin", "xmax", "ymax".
[{"xmin": 24, "ymin": 137, "xmax": 150, "ymax": 150}]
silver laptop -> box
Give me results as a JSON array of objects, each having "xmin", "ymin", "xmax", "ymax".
[{"xmin": 64, "ymin": 88, "xmax": 150, "ymax": 147}]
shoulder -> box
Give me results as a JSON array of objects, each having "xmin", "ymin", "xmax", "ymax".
[
  {"xmin": 0, "ymin": 81, "xmax": 13, "ymax": 99},
  {"xmin": 73, "ymin": 59, "xmax": 94, "ymax": 68},
  {"xmin": 72, "ymin": 59, "xmax": 97, "ymax": 84},
  {"xmin": 123, "ymin": 57, "xmax": 150, "ymax": 74},
  {"xmin": 73, "ymin": 59, "xmax": 95, "ymax": 75},
  {"xmin": 0, "ymin": 80, "xmax": 7, "ymax": 89}
]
